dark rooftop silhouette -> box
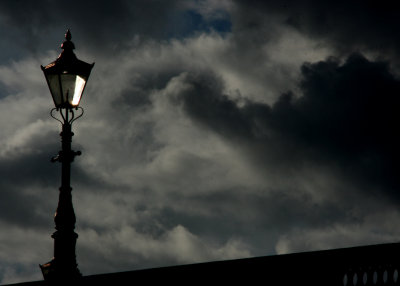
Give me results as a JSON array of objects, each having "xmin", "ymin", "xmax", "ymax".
[{"xmin": 4, "ymin": 242, "xmax": 400, "ymax": 286}]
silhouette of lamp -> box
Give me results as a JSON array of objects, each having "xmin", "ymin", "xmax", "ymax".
[{"xmin": 39, "ymin": 29, "xmax": 94, "ymax": 281}]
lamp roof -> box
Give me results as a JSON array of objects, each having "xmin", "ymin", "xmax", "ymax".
[{"xmin": 41, "ymin": 29, "xmax": 94, "ymax": 77}]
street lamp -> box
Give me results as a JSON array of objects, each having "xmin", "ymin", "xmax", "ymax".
[{"xmin": 40, "ymin": 29, "xmax": 94, "ymax": 281}]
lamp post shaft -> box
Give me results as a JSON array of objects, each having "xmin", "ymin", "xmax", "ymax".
[
  {"xmin": 52, "ymin": 118, "xmax": 80, "ymax": 276},
  {"xmin": 41, "ymin": 110, "xmax": 82, "ymax": 280}
]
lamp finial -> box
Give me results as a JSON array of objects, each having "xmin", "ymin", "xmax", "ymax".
[
  {"xmin": 61, "ymin": 29, "xmax": 75, "ymax": 51},
  {"xmin": 65, "ymin": 29, "xmax": 72, "ymax": 41}
]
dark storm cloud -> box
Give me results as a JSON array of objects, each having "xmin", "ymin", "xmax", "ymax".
[
  {"xmin": 274, "ymin": 54, "xmax": 400, "ymax": 195},
  {"xmin": 4, "ymin": 1, "xmax": 400, "ymax": 282},
  {"xmin": 233, "ymin": 0, "xmax": 400, "ymax": 56},
  {"xmin": 0, "ymin": 0, "xmax": 175, "ymax": 55},
  {"xmin": 0, "ymin": 132, "xmax": 59, "ymax": 227},
  {"xmin": 176, "ymin": 53, "xmax": 400, "ymax": 199},
  {"xmin": 0, "ymin": 126, "xmax": 108, "ymax": 228},
  {"xmin": 173, "ymin": 72, "xmax": 255, "ymax": 139},
  {"xmin": 151, "ymin": 184, "xmax": 350, "ymax": 255},
  {"xmin": 0, "ymin": 0, "xmax": 228, "ymax": 61}
]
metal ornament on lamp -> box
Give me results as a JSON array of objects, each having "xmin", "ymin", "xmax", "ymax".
[{"xmin": 40, "ymin": 29, "xmax": 94, "ymax": 281}]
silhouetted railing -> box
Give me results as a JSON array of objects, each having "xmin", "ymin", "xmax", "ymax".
[{"xmin": 339, "ymin": 243, "xmax": 400, "ymax": 286}]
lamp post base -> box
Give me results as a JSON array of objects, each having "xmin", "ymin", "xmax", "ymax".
[
  {"xmin": 40, "ymin": 259, "xmax": 82, "ymax": 282},
  {"xmin": 40, "ymin": 230, "xmax": 82, "ymax": 282}
]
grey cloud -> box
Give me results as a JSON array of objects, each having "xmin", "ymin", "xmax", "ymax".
[
  {"xmin": 156, "ymin": 54, "xmax": 400, "ymax": 256},
  {"xmin": 3, "ymin": 1, "xmax": 400, "ymax": 282},
  {"xmin": 0, "ymin": 0, "xmax": 220, "ymax": 61},
  {"xmin": 173, "ymin": 53, "xmax": 400, "ymax": 201},
  {"xmin": 0, "ymin": 133, "xmax": 59, "ymax": 227},
  {"xmin": 151, "ymin": 186, "xmax": 350, "ymax": 254},
  {"xmin": 275, "ymin": 204, "xmax": 400, "ymax": 254},
  {"xmin": 173, "ymin": 72, "xmax": 255, "ymax": 139},
  {"xmin": 232, "ymin": 0, "xmax": 400, "ymax": 58}
]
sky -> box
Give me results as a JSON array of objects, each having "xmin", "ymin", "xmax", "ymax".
[{"xmin": 1, "ymin": 0, "xmax": 400, "ymax": 283}]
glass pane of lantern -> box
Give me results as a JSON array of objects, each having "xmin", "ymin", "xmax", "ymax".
[
  {"xmin": 60, "ymin": 74, "xmax": 87, "ymax": 107},
  {"xmin": 46, "ymin": 74, "xmax": 63, "ymax": 106},
  {"xmin": 73, "ymin": 76, "xmax": 86, "ymax": 106}
]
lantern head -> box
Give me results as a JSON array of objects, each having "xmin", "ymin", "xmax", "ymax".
[{"xmin": 41, "ymin": 29, "xmax": 94, "ymax": 109}]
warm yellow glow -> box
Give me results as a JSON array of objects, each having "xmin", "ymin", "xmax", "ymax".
[{"xmin": 72, "ymin": 76, "xmax": 86, "ymax": 106}]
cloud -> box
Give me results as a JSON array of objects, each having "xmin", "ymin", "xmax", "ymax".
[
  {"xmin": 3, "ymin": 26, "xmax": 399, "ymax": 283},
  {"xmin": 0, "ymin": 0, "xmax": 233, "ymax": 62},
  {"xmin": 0, "ymin": 221, "xmax": 51, "ymax": 283},
  {"xmin": 275, "ymin": 207, "xmax": 400, "ymax": 254},
  {"xmin": 1, "ymin": 1, "xmax": 400, "ymax": 284},
  {"xmin": 151, "ymin": 52, "xmax": 400, "ymax": 256},
  {"xmin": 0, "ymin": 1, "xmax": 179, "ymax": 49},
  {"xmin": 0, "ymin": 24, "xmax": 265, "ymax": 282},
  {"xmin": 232, "ymin": 0, "xmax": 400, "ymax": 59},
  {"xmin": 77, "ymin": 224, "xmax": 250, "ymax": 274},
  {"xmin": 173, "ymin": 53, "xmax": 400, "ymax": 199}
]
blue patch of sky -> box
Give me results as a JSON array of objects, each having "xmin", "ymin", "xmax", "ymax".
[
  {"xmin": 167, "ymin": 9, "xmax": 231, "ymax": 39},
  {"xmin": 185, "ymin": 10, "xmax": 231, "ymax": 33},
  {"xmin": 0, "ymin": 34, "xmax": 23, "ymax": 63},
  {"xmin": 0, "ymin": 84, "xmax": 9, "ymax": 99}
]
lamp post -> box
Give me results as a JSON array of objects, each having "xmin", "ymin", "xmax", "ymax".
[{"xmin": 39, "ymin": 29, "xmax": 94, "ymax": 281}]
